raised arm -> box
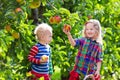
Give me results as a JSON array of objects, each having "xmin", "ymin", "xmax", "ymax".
[{"xmin": 63, "ymin": 27, "xmax": 76, "ymax": 46}]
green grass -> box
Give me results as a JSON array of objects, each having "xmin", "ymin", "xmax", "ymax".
[{"xmin": 51, "ymin": 66, "xmax": 61, "ymax": 80}]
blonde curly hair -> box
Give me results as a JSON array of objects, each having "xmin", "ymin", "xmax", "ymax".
[
  {"xmin": 34, "ymin": 23, "xmax": 52, "ymax": 40},
  {"xmin": 83, "ymin": 19, "xmax": 102, "ymax": 44}
]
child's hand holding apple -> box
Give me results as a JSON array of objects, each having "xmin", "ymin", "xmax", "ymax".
[
  {"xmin": 63, "ymin": 24, "xmax": 71, "ymax": 35},
  {"xmin": 40, "ymin": 55, "xmax": 49, "ymax": 63},
  {"xmin": 63, "ymin": 24, "xmax": 71, "ymax": 31}
]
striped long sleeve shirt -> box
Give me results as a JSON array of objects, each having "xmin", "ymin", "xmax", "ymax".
[{"xmin": 28, "ymin": 43, "xmax": 53, "ymax": 75}]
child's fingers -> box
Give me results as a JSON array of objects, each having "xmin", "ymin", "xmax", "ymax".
[
  {"xmin": 63, "ymin": 29, "xmax": 67, "ymax": 34},
  {"xmin": 63, "ymin": 28, "xmax": 70, "ymax": 34}
]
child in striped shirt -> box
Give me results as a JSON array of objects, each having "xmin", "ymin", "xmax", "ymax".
[
  {"xmin": 63, "ymin": 19, "xmax": 103, "ymax": 80},
  {"xmin": 28, "ymin": 23, "xmax": 53, "ymax": 80}
]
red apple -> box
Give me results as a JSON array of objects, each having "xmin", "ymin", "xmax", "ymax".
[
  {"xmin": 49, "ymin": 16, "xmax": 61, "ymax": 24},
  {"xmin": 5, "ymin": 25, "xmax": 11, "ymax": 32},
  {"xmin": 41, "ymin": 55, "xmax": 48, "ymax": 61},
  {"xmin": 63, "ymin": 24, "xmax": 71, "ymax": 31},
  {"xmin": 54, "ymin": 16, "xmax": 61, "ymax": 23},
  {"xmin": 15, "ymin": 8, "xmax": 22, "ymax": 13},
  {"xmin": 49, "ymin": 16, "xmax": 56, "ymax": 24}
]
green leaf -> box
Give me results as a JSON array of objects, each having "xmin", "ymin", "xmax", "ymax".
[{"xmin": 59, "ymin": 8, "xmax": 70, "ymax": 16}]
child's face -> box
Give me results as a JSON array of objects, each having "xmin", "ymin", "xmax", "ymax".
[
  {"xmin": 85, "ymin": 23, "xmax": 98, "ymax": 39},
  {"xmin": 42, "ymin": 30, "xmax": 52, "ymax": 44}
]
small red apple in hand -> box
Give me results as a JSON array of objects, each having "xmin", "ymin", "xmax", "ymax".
[
  {"xmin": 41, "ymin": 55, "xmax": 49, "ymax": 62},
  {"xmin": 63, "ymin": 24, "xmax": 71, "ymax": 32}
]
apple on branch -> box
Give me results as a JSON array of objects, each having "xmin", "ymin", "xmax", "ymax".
[
  {"xmin": 54, "ymin": 16, "xmax": 61, "ymax": 23},
  {"xmin": 49, "ymin": 16, "xmax": 56, "ymax": 24},
  {"xmin": 15, "ymin": 8, "xmax": 22, "ymax": 13},
  {"xmin": 49, "ymin": 16, "xmax": 61, "ymax": 24}
]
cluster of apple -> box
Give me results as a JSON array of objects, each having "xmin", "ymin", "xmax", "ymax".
[
  {"xmin": 49, "ymin": 16, "xmax": 61, "ymax": 24},
  {"xmin": 49, "ymin": 16, "xmax": 71, "ymax": 31},
  {"xmin": 16, "ymin": 0, "xmax": 41, "ymax": 9},
  {"xmin": 5, "ymin": 25, "xmax": 20, "ymax": 39}
]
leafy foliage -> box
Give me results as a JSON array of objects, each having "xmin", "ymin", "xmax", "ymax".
[{"xmin": 0, "ymin": 0, "xmax": 120, "ymax": 80}]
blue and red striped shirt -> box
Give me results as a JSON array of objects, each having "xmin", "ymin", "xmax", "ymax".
[
  {"xmin": 28, "ymin": 43, "xmax": 53, "ymax": 75},
  {"xmin": 74, "ymin": 37, "xmax": 103, "ymax": 75}
]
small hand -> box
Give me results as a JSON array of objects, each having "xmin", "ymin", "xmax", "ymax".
[
  {"xmin": 94, "ymin": 70, "xmax": 100, "ymax": 79},
  {"xmin": 62, "ymin": 24, "xmax": 71, "ymax": 35}
]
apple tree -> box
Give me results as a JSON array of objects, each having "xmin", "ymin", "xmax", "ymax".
[{"xmin": 0, "ymin": 0, "xmax": 120, "ymax": 80}]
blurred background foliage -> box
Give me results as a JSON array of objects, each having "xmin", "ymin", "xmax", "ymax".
[{"xmin": 0, "ymin": 0, "xmax": 120, "ymax": 80}]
